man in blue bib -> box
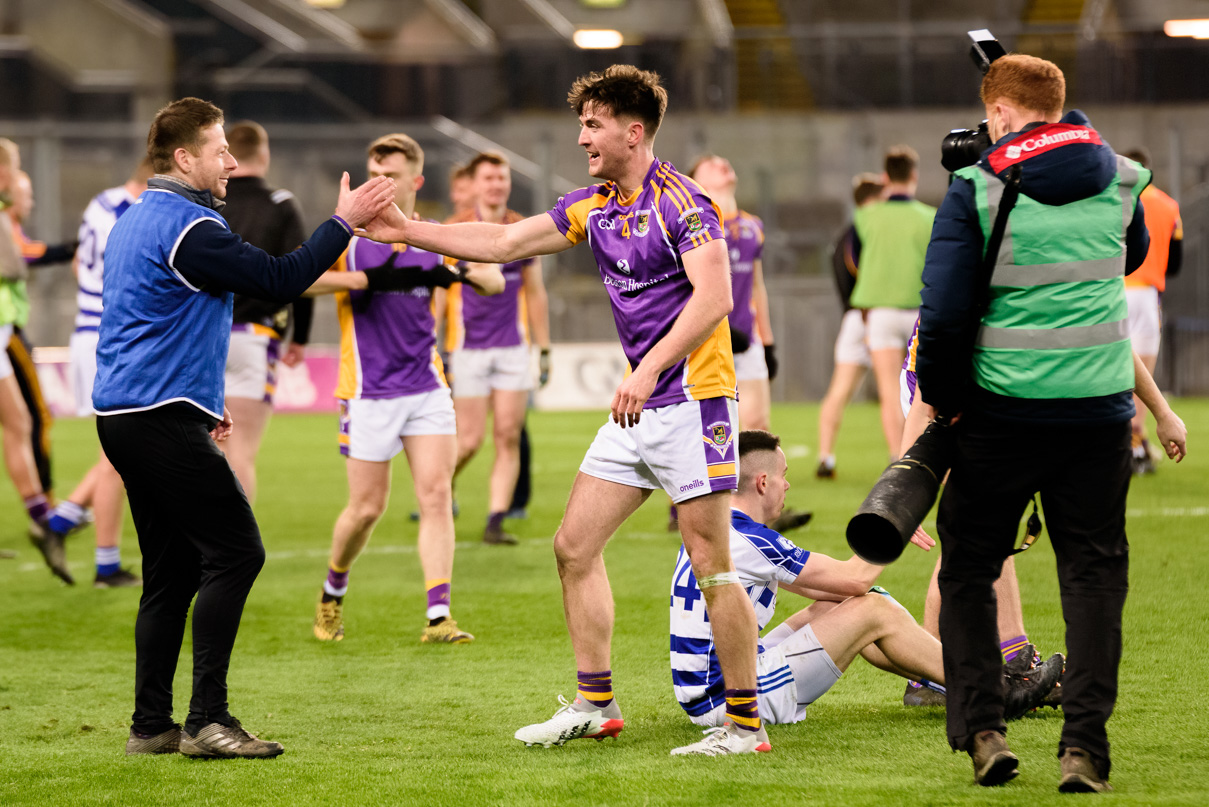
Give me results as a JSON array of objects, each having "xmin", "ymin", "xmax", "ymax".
[{"xmin": 94, "ymin": 97, "xmax": 395, "ymax": 759}]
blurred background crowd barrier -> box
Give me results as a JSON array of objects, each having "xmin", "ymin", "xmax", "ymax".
[{"xmin": 4, "ymin": 0, "xmax": 1208, "ymax": 401}]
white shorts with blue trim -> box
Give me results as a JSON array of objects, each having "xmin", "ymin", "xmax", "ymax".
[{"xmin": 690, "ymin": 624, "xmax": 842, "ymax": 727}]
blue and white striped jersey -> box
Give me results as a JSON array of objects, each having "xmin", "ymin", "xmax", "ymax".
[
  {"xmin": 74, "ymin": 186, "xmax": 136, "ymax": 331},
  {"xmin": 669, "ymin": 508, "xmax": 810, "ymax": 717}
]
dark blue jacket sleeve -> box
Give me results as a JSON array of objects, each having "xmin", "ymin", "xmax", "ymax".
[
  {"xmin": 1124, "ymin": 199, "xmax": 1149, "ymax": 276},
  {"xmin": 174, "ymin": 216, "xmax": 352, "ymax": 302},
  {"xmin": 916, "ymin": 177, "xmax": 984, "ymax": 416}
]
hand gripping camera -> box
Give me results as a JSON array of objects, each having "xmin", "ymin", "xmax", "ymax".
[{"xmin": 940, "ymin": 30, "xmax": 1007, "ymax": 173}]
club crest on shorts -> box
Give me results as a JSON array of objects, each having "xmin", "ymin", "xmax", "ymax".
[
  {"xmin": 634, "ymin": 210, "xmax": 650, "ymax": 237},
  {"xmin": 703, "ymin": 421, "xmax": 733, "ymax": 457}
]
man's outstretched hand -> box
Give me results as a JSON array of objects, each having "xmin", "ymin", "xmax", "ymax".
[
  {"xmin": 355, "ymin": 203, "xmax": 411, "ymax": 244},
  {"xmin": 335, "ymin": 173, "xmax": 396, "ymax": 230}
]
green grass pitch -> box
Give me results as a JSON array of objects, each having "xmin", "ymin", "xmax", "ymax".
[{"xmin": 2, "ymin": 401, "xmax": 1207, "ymax": 806}]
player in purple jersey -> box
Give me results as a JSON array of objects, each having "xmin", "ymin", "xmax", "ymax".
[
  {"xmin": 685, "ymin": 154, "xmax": 811, "ymax": 534},
  {"xmin": 688, "ymin": 156, "xmax": 775, "ymax": 429},
  {"xmin": 303, "ymin": 134, "xmax": 504, "ymax": 645},
  {"xmin": 357, "ymin": 65, "xmax": 766, "ymax": 756},
  {"xmin": 442, "ymin": 152, "xmax": 551, "ymax": 546}
]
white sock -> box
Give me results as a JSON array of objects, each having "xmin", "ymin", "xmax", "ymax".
[
  {"xmin": 426, "ymin": 604, "xmax": 451, "ymax": 621},
  {"xmin": 56, "ymin": 500, "xmax": 88, "ymax": 523}
]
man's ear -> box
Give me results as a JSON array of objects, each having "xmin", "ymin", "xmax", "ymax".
[
  {"xmin": 413, "ymin": 174, "xmax": 426, "ymax": 193},
  {"xmin": 627, "ymin": 120, "xmax": 645, "ymax": 148},
  {"xmin": 174, "ymin": 147, "xmax": 193, "ymax": 175},
  {"xmin": 754, "ymin": 471, "xmax": 768, "ymax": 496}
]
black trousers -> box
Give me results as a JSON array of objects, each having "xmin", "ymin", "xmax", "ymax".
[
  {"xmin": 509, "ymin": 421, "xmax": 531, "ymax": 511},
  {"xmin": 937, "ymin": 415, "xmax": 1131, "ymax": 770},
  {"xmin": 97, "ymin": 404, "xmax": 265, "ymax": 735}
]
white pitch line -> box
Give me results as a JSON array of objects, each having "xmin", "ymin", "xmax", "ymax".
[
  {"xmin": 1127, "ymin": 507, "xmax": 1209, "ymax": 518},
  {"xmin": 8, "ymin": 531, "xmax": 683, "ymax": 575}
]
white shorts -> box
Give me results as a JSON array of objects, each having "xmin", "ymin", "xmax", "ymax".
[
  {"xmin": 691, "ymin": 624, "xmax": 842, "ymax": 727},
  {"xmin": 225, "ymin": 327, "xmax": 281, "ymax": 404},
  {"xmin": 899, "ymin": 367, "xmax": 918, "ymax": 419},
  {"xmin": 339, "ymin": 388, "xmax": 456, "ymax": 462},
  {"xmin": 450, "ymin": 344, "xmax": 533, "ymax": 398},
  {"xmin": 69, "ymin": 329, "xmax": 99, "ymax": 416},
  {"xmin": 834, "ymin": 308, "xmax": 872, "ymax": 367},
  {"xmin": 734, "ymin": 341, "xmax": 768, "ymax": 382},
  {"xmin": 0, "ymin": 324, "xmax": 13, "ymax": 380},
  {"xmin": 579, "ymin": 397, "xmax": 738, "ymax": 503},
  {"xmin": 1126, "ymin": 286, "xmax": 1162, "ymax": 357},
  {"xmin": 865, "ymin": 307, "xmax": 919, "ymax": 352}
]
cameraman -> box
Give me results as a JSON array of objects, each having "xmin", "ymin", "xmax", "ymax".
[{"xmin": 916, "ymin": 54, "xmax": 1177, "ymax": 791}]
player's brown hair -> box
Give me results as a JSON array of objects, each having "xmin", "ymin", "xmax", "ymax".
[
  {"xmin": 980, "ymin": 54, "xmax": 1065, "ymax": 119},
  {"xmin": 226, "ymin": 121, "xmax": 269, "ymax": 162},
  {"xmin": 853, "ymin": 172, "xmax": 884, "ymax": 205},
  {"xmin": 466, "ymin": 152, "xmax": 509, "ymax": 178},
  {"xmin": 1123, "ymin": 149, "xmax": 1151, "ymax": 169},
  {"xmin": 884, "ymin": 145, "xmax": 918, "ymax": 183},
  {"xmin": 147, "ymin": 97, "xmax": 225, "ymax": 174},
  {"xmin": 367, "ymin": 133, "xmax": 424, "ymax": 173},
  {"xmin": 449, "ymin": 164, "xmax": 472, "ymax": 183},
  {"xmin": 567, "ymin": 65, "xmax": 668, "ymax": 141}
]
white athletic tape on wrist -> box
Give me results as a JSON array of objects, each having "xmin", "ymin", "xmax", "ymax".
[{"xmin": 697, "ymin": 571, "xmax": 741, "ymax": 589}]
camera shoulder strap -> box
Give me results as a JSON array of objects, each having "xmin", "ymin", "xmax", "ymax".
[{"xmin": 977, "ymin": 164, "xmax": 1023, "ymax": 316}]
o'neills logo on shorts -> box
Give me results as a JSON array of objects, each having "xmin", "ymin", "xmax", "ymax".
[
  {"xmin": 679, "ymin": 479, "xmax": 705, "ymax": 493},
  {"xmin": 987, "ymin": 124, "xmax": 1102, "ymax": 173}
]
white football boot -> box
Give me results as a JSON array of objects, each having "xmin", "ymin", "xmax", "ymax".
[
  {"xmin": 514, "ymin": 695, "xmax": 624, "ymax": 747},
  {"xmin": 670, "ymin": 722, "xmax": 772, "ymax": 756}
]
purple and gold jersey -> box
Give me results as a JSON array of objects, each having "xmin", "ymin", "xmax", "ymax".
[
  {"xmin": 724, "ymin": 211, "xmax": 764, "ymax": 341},
  {"xmin": 333, "ymin": 236, "xmax": 449, "ymax": 400},
  {"xmin": 902, "ymin": 314, "xmax": 921, "ymax": 404},
  {"xmin": 445, "ymin": 207, "xmax": 531, "ymax": 351},
  {"xmin": 548, "ymin": 159, "xmax": 736, "ymax": 409}
]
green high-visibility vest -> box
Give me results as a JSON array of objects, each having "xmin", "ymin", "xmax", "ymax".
[{"xmin": 957, "ymin": 156, "xmax": 1149, "ymax": 400}]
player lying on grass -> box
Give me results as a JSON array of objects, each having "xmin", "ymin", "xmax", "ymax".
[{"xmin": 668, "ymin": 429, "xmax": 1063, "ymax": 738}]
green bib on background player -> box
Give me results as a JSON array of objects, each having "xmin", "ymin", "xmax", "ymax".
[
  {"xmin": 958, "ymin": 156, "xmax": 1150, "ymax": 401},
  {"xmin": 850, "ymin": 199, "xmax": 936, "ymax": 310}
]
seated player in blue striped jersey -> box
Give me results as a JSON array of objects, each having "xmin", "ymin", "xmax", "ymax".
[{"xmin": 669, "ymin": 429, "xmax": 1063, "ymax": 730}]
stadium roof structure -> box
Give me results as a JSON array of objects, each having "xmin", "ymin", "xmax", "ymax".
[{"xmin": 2, "ymin": 0, "xmax": 1209, "ymax": 122}]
